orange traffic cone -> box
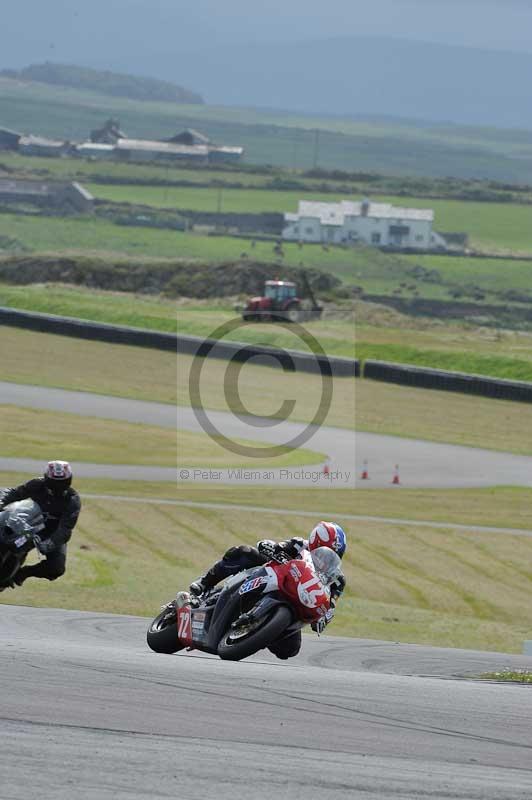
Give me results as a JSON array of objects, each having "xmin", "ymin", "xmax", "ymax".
[
  {"xmin": 391, "ymin": 464, "xmax": 400, "ymax": 485},
  {"xmin": 323, "ymin": 459, "xmax": 331, "ymax": 477},
  {"xmin": 361, "ymin": 460, "xmax": 369, "ymax": 480}
]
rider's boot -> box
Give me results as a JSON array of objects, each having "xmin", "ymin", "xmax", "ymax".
[
  {"xmin": 13, "ymin": 567, "xmax": 30, "ymax": 586},
  {"xmin": 189, "ymin": 576, "xmax": 207, "ymax": 596},
  {"xmin": 189, "ymin": 560, "xmax": 226, "ymax": 596}
]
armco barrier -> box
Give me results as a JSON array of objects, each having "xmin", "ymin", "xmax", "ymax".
[
  {"xmin": 363, "ymin": 360, "xmax": 532, "ymax": 403},
  {"xmin": 0, "ymin": 306, "xmax": 359, "ymax": 378}
]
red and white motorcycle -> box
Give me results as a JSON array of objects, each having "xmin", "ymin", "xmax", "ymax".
[{"xmin": 147, "ymin": 547, "xmax": 341, "ymax": 661}]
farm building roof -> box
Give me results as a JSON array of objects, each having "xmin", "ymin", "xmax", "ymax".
[
  {"xmin": 0, "ymin": 178, "xmax": 51, "ymax": 196},
  {"xmin": 115, "ymin": 138, "xmax": 209, "ymax": 156},
  {"xmin": 296, "ymin": 199, "xmax": 434, "ymax": 224},
  {"xmin": 210, "ymin": 145, "xmax": 244, "ymax": 155},
  {"xmin": 0, "ymin": 126, "xmax": 22, "ymax": 137},
  {"xmin": 19, "ymin": 135, "xmax": 68, "ymax": 148},
  {"xmin": 167, "ymin": 128, "xmax": 211, "ymax": 145},
  {"xmin": 77, "ymin": 143, "xmax": 116, "ymax": 153}
]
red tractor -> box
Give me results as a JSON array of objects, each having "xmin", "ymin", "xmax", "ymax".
[{"xmin": 241, "ymin": 275, "xmax": 323, "ymax": 323}]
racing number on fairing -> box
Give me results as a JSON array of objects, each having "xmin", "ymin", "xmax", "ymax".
[
  {"xmin": 297, "ymin": 576, "xmax": 326, "ymax": 608},
  {"xmin": 178, "ymin": 608, "xmax": 191, "ymax": 640}
]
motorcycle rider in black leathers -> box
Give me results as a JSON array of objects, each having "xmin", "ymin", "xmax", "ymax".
[
  {"xmin": 0, "ymin": 461, "xmax": 81, "ymax": 586},
  {"xmin": 189, "ymin": 522, "xmax": 347, "ymax": 660}
]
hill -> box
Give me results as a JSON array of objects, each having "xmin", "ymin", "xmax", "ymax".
[{"xmin": 0, "ymin": 62, "xmax": 204, "ymax": 105}]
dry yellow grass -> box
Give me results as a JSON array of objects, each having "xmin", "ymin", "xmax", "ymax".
[
  {"xmin": 0, "ymin": 326, "xmax": 177, "ymax": 403},
  {"xmin": 2, "ymin": 471, "xmax": 532, "ymax": 532},
  {"xmin": 0, "ymin": 406, "xmax": 322, "ymax": 468}
]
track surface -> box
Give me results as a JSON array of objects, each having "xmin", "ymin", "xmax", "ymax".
[
  {"xmin": 2, "ymin": 381, "xmax": 532, "ymax": 488},
  {"xmin": 1, "ymin": 605, "xmax": 532, "ymax": 800}
]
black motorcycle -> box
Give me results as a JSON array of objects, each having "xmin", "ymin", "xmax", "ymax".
[{"xmin": 0, "ymin": 497, "xmax": 46, "ymax": 590}]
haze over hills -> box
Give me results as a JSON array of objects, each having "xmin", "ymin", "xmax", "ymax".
[
  {"xmin": 165, "ymin": 36, "xmax": 532, "ymax": 129},
  {"xmin": 3, "ymin": 36, "xmax": 532, "ymax": 130}
]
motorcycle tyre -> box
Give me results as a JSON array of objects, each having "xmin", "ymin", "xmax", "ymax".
[
  {"xmin": 0, "ymin": 552, "xmax": 23, "ymax": 590},
  {"xmin": 147, "ymin": 607, "xmax": 184, "ymax": 654},
  {"xmin": 218, "ymin": 605, "xmax": 293, "ymax": 661}
]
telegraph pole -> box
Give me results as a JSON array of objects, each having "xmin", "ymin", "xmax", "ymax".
[{"xmin": 312, "ymin": 129, "xmax": 320, "ymax": 169}]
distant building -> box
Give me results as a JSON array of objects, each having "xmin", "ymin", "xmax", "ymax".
[
  {"xmin": 208, "ymin": 145, "xmax": 245, "ymax": 164},
  {"xmin": 164, "ymin": 129, "xmax": 243, "ymax": 162},
  {"xmin": 115, "ymin": 138, "xmax": 209, "ymax": 164},
  {"xmin": 0, "ymin": 178, "xmax": 94, "ymax": 213},
  {"xmin": 18, "ymin": 135, "xmax": 71, "ymax": 158},
  {"xmin": 76, "ymin": 142, "xmax": 116, "ymax": 160},
  {"xmin": 166, "ymin": 128, "xmax": 210, "ymax": 146},
  {"xmin": 283, "ymin": 198, "xmax": 447, "ymax": 250},
  {"xmin": 0, "ymin": 127, "xmax": 22, "ymax": 151},
  {"xmin": 90, "ymin": 118, "xmax": 127, "ymax": 144},
  {"xmin": 12, "ymin": 122, "xmax": 244, "ymax": 165}
]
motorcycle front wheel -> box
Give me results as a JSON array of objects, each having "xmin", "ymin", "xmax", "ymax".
[
  {"xmin": 146, "ymin": 605, "xmax": 184, "ymax": 654},
  {"xmin": 0, "ymin": 551, "xmax": 23, "ymax": 591},
  {"xmin": 217, "ymin": 605, "xmax": 293, "ymax": 661}
]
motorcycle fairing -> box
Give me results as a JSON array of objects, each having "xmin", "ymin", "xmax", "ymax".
[
  {"xmin": 176, "ymin": 603, "xmax": 193, "ymax": 647},
  {"xmin": 239, "ymin": 576, "xmax": 267, "ymax": 595}
]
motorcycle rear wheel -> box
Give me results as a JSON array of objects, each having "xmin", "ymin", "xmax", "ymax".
[
  {"xmin": 146, "ymin": 606, "xmax": 184, "ymax": 654},
  {"xmin": 218, "ymin": 605, "xmax": 293, "ymax": 661}
]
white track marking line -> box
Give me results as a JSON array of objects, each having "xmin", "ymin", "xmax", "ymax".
[{"xmin": 82, "ymin": 492, "xmax": 532, "ymax": 538}]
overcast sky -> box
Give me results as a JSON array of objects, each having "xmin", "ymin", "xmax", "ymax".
[{"xmin": 3, "ymin": 0, "xmax": 532, "ymax": 70}]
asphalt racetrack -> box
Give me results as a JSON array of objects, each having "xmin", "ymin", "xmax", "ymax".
[
  {"xmin": 2, "ymin": 381, "xmax": 532, "ymax": 488},
  {"xmin": 1, "ymin": 605, "xmax": 532, "ymax": 800}
]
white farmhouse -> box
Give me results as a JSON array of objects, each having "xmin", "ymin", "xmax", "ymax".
[{"xmin": 283, "ymin": 198, "xmax": 447, "ymax": 250}]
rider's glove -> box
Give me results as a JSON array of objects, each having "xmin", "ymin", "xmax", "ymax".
[
  {"xmin": 277, "ymin": 537, "xmax": 305, "ymax": 558},
  {"xmin": 34, "ymin": 536, "xmax": 55, "ymax": 555},
  {"xmin": 330, "ymin": 574, "xmax": 346, "ymax": 601},
  {"xmin": 311, "ymin": 607, "xmax": 334, "ymax": 634},
  {"xmin": 257, "ymin": 539, "xmax": 277, "ymax": 558},
  {"xmin": 311, "ymin": 617, "xmax": 328, "ymax": 635}
]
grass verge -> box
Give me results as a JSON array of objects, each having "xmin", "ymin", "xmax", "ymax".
[
  {"xmin": 480, "ymin": 671, "xmax": 532, "ymax": 683},
  {"xmin": 0, "ymin": 405, "xmax": 323, "ymax": 469}
]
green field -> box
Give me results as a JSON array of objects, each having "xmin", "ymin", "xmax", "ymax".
[
  {"xmin": 2, "ymin": 210, "xmax": 532, "ymax": 299},
  {"xmin": 84, "ymin": 182, "xmax": 532, "ymax": 254},
  {"xmin": 2, "ymin": 76, "xmax": 532, "ymax": 182},
  {"xmin": 3, "ymin": 150, "xmax": 532, "ymax": 208}
]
